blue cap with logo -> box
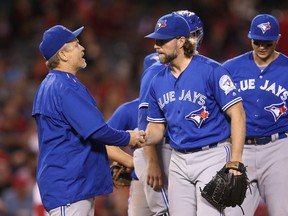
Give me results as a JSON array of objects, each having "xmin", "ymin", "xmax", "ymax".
[
  {"xmin": 248, "ymin": 14, "xmax": 280, "ymax": 41},
  {"xmin": 39, "ymin": 25, "xmax": 84, "ymax": 60},
  {"xmin": 145, "ymin": 13, "xmax": 190, "ymax": 40}
]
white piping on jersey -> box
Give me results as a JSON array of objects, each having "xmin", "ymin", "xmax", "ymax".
[
  {"xmin": 222, "ymin": 97, "xmax": 242, "ymax": 111},
  {"xmin": 65, "ymin": 73, "xmax": 77, "ymax": 83},
  {"xmin": 147, "ymin": 117, "xmax": 166, "ymax": 123},
  {"xmin": 139, "ymin": 102, "xmax": 148, "ymax": 109}
]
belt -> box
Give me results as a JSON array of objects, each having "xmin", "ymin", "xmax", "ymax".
[
  {"xmin": 163, "ymin": 136, "xmax": 170, "ymax": 144},
  {"xmin": 245, "ymin": 131, "xmax": 288, "ymax": 145},
  {"xmin": 158, "ymin": 213, "xmax": 169, "ymax": 216},
  {"xmin": 175, "ymin": 142, "xmax": 218, "ymax": 154}
]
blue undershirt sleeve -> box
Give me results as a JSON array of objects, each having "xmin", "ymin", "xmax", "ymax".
[{"xmin": 138, "ymin": 107, "xmax": 149, "ymax": 131}]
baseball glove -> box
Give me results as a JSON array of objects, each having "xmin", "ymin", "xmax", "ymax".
[
  {"xmin": 110, "ymin": 162, "xmax": 132, "ymax": 188},
  {"xmin": 200, "ymin": 161, "xmax": 249, "ymax": 213}
]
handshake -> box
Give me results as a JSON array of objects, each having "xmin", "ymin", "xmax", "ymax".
[{"xmin": 127, "ymin": 129, "xmax": 147, "ymax": 149}]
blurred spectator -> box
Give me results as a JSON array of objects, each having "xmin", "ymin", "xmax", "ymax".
[
  {"xmin": 0, "ymin": 151, "xmax": 11, "ymax": 215},
  {"xmin": 0, "ymin": 151, "xmax": 11, "ymax": 194},
  {"xmin": 32, "ymin": 183, "xmax": 48, "ymax": 216},
  {"xmin": 1, "ymin": 168, "xmax": 33, "ymax": 216}
]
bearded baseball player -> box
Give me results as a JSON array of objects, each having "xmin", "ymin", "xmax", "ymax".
[
  {"xmin": 144, "ymin": 13, "xmax": 246, "ymax": 216},
  {"xmin": 223, "ymin": 14, "xmax": 288, "ymax": 216},
  {"xmin": 135, "ymin": 11, "xmax": 204, "ymax": 216}
]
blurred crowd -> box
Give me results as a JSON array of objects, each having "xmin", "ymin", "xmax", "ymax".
[{"xmin": 0, "ymin": 0, "xmax": 287, "ymax": 215}]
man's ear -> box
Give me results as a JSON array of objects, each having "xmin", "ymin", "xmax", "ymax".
[
  {"xmin": 57, "ymin": 50, "xmax": 68, "ymax": 62},
  {"xmin": 177, "ymin": 36, "xmax": 186, "ymax": 47}
]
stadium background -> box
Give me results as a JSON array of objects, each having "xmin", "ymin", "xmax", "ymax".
[{"xmin": 0, "ymin": 0, "xmax": 287, "ymax": 215}]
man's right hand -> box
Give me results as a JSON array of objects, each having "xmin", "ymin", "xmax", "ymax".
[{"xmin": 127, "ymin": 130, "xmax": 146, "ymax": 149}]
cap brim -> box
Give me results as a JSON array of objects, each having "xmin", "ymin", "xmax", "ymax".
[
  {"xmin": 73, "ymin": 26, "xmax": 84, "ymax": 37},
  {"xmin": 66, "ymin": 26, "xmax": 84, "ymax": 43},
  {"xmin": 145, "ymin": 32, "xmax": 175, "ymax": 40},
  {"xmin": 248, "ymin": 33, "xmax": 280, "ymax": 41}
]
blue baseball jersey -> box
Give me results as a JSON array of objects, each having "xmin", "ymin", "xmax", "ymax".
[
  {"xmin": 147, "ymin": 55, "xmax": 242, "ymax": 150},
  {"xmin": 138, "ymin": 62, "xmax": 165, "ymax": 130},
  {"xmin": 143, "ymin": 52, "xmax": 159, "ymax": 71},
  {"xmin": 108, "ymin": 98, "xmax": 139, "ymax": 131},
  {"xmin": 107, "ymin": 98, "xmax": 139, "ymax": 179},
  {"xmin": 32, "ymin": 70, "xmax": 113, "ymax": 211},
  {"xmin": 223, "ymin": 51, "xmax": 288, "ymax": 136}
]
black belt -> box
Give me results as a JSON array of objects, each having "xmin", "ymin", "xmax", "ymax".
[
  {"xmin": 175, "ymin": 142, "xmax": 218, "ymax": 154},
  {"xmin": 245, "ymin": 132, "xmax": 288, "ymax": 145},
  {"xmin": 163, "ymin": 136, "xmax": 170, "ymax": 144},
  {"xmin": 159, "ymin": 213, "xmax": 169, "ymax": 216}
]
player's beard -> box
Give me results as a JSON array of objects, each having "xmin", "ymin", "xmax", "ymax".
[
  {"xmin": 79, "ymin": 54, "xmax": 87, "ymax": 69},
  {"xmin": 82, "ymin": 58, "xmax": 87, "ymax": 69},
  {"xmin": 76, "ymin": 57, "xmax": 87, "ymax": 71},
  {"xmin": 158, "ymin": 50, "xmax": 178, "ymax": 64}
]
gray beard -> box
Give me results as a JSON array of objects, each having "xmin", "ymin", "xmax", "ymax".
[{"xmin": 159, "ymin": 51, "xmax": 178, "ymax": 64}]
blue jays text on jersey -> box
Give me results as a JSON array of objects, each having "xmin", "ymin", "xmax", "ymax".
[
  {"xmin": 158, "ymin": 89, "xmax": 207, "ymax": 109},
  {"xmin": 238, "ymin": 78, "xmax": 288, "ymax": 101},
  {"xmin": 223, "ymin": 51, "xmax": 288, "ymax": 136},
  {"xmin": 147, "ymin": 55, "xmax": 242, "ymax": 150}
]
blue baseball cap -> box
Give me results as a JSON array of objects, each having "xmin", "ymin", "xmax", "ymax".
[
  {"xmin": 145, "ymin": 13, "xmax": 190, "ymax": 40},
  {"xmin": 248, "ymin": 14, "xmax": 280, "ymax": 41},
  {"xmin": 39, "ymin": 25, "xmax": 84, "ymax": 60}
]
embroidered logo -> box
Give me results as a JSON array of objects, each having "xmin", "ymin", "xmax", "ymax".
[
  {"xmin": 185, "ymin": 106, "xmax": 209, "ymax": 128},
  {"xmin": 264, "ymin": 102, "xmax": 287, "ymax": 122},
  {"xmin": 156, "ymin": 20, "xmax": 167, "ymax": 31},
  {"xmin": 219, "ymin": 75, "xmax": 236, "ymax": 95},
  {"xmin": 257, "ymin": 22, "xmax": 271, "ymax": 34}
]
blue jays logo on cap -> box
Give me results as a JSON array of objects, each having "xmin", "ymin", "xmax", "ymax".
[
  {"xmin": 145, "ymin": 13, "xmax": 190, "ymax": 40},
  {"xmin": 248, "ymin": 14, "xmax": 280, "ymax": 41},
  {"xmin": 257, "ymin": 22, "xmax": 271, "ymax": 34},
  {"xmin": 156, "ymin": 20, "xmax": 167, "ymax": 31}
]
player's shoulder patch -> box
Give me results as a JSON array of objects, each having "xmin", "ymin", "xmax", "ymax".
[{"xmin": 219, "ymin": 75, "xmax": 236, "ymax": 95}]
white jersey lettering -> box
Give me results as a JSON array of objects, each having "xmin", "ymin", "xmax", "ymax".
[
  {"xmin": 260, "ymin": 80, "xmax": 288, "ymax": 98},
  {"xmin": 179, "ymin": 90, "xmax": 206, "ymax": 105},
  {"xmin": 265, "ymin": 82, "xmax": 276, "ymax": 94},
  {"xmin": 280, "ymin": 91, "xmax": 288, "ymax": 101},
  {"xmin": 239, "ymin": 79, "xmax": 255, "ymax": 91},
  {"xmin": 260, "ymin": 80, "xmax": 271, "ymax": 91},
  {"xmin": 158, "ymin": 91, "xmax": 175, "ymax": 109},
  {"xmin": 276, "ymin": 85, "xmax": 286, "ymax": 97},
  {"xmin": 179, "ymin": 89, "xmax": 192, "ymax": 101},
  {"xmin": 196, "ymin": 92, "xmax": 206, "ymax": 106},
  {"xmin": 238, "ymin": 79, "xmax": 288, "ymax": 100},
  {"xmin": 159, "ymin": 90, "xmax": 207, "ymax": 109}
]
